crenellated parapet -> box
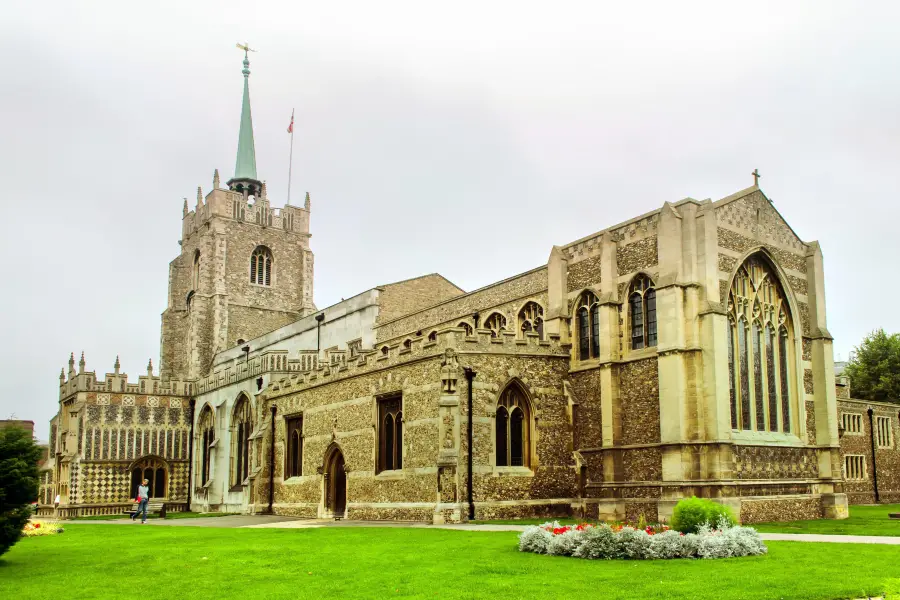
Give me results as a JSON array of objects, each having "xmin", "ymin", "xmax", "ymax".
[
  {"xmin": 262, "ymin": 326, "xmax": 569, "ymax": 400},
  {"xmin": 181, "ymin": 179, "xmax": 311, "ymax": 245},
  {"xmin": 59, "ymin": 354, "xmax": 193, "ymax": 400}
]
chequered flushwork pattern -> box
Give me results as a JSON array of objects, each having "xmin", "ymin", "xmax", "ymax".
[
  {"xmin": 732, "ymin": 446, "xmax": 819, "ymax": 480},
  {"xmin": 69, "ymin": 466, "xmax": 79, "ymax": 504},
  {"xmin": 715, "ymin": 191, "xmax": 806, "ymax": 252},
  {"xmin": 168, "ymin": 462, "xmax": 190, "ymax": 501},
  {"xmin": 79, "ymin": 463, "xmax": 132, "ymax": 504}
]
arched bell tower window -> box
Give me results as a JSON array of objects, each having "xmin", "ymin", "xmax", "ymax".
[
  {"xmin": 495, "ymin": 382, "xmax": 532, "ymax": 468},
  {"xmin": 628, "ymin": 275, "xmax": 657, "ymax": 350},
  {"xmin": 518, "ymin": 302, "xmax": 544, "ymax": 340},
  {"xmin": 250, "ymin": 246, "xmax": 273, "ymax": 286},
  {"xmin": 198, "ymin": 405, "xmax": 215, "ymax": 486},
  {"xmin": 231, "ymin": 395, "xmax": 253, "ymax": 487},
  {"xmin": 576, "ymin": 291, "xmax": 600, "ymax": 360},
  {"xmin": 726, "ymin": 254, "xmax": 795, "ymax": 433},
  {"xmin": 484, "ymin": 313, "xmax": 507, "ymax": 338}
]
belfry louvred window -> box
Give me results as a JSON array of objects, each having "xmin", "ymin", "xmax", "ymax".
[
  {"xmin": 576, "ymin": 291, "xmax": 600, "ymax": 360},
  {"xmin": 726, "ymin": 254, "xmax": 794, "ymax": 433},
  {"xmin": 495, "ymin": 382, "xmax": 532, "ymax": 468},
  {"xmin": 628, "ymin": 275, "xmax": 657, "ymax": 350},
  {"xmin": 250, "ymin": 246, "xmax": 273, "ymax": 286}
]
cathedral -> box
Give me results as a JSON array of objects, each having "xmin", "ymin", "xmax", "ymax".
[{"xmin": 42, "ymin": 51, "xmax": 900, "ymax": 524}]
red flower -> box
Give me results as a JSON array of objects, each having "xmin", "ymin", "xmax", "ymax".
[
  {"xmin": 34, "ymin": 523, "xmax": 40, "ymax": 529},
  {"xmin": 552, "ymin": 526, "xmax": 571, "ymax": 535}
]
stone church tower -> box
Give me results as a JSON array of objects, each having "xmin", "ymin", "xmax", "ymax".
[{"xmin": 160, "ymin": 49, "xmax": 315, "ymax": 381}]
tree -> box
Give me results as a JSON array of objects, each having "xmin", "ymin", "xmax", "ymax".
[
  {"xmin": 843, "ymin": 329, "xmax": 900, "ymax": 404},
  {"xmin": 0, "ymin": 426, "xmax": 41, "ymax": 557}
]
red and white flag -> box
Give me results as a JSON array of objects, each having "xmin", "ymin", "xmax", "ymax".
[{"xmin": 287, "ymin": 110, "xmax": 294, "ymax": 134}]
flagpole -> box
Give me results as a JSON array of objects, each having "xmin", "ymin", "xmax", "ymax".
[{"xmin": 287, "ymin": 108, "xmax": 295, "ymax": 205}]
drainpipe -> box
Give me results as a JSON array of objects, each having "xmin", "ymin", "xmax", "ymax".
[
  {"xmin": 867, "ymin": 408, "xmax": 880, "ymax": 503},
  {"xmin": 268, "ymin": 404, "xmax": 277, "ymax": 514},
  {"xmin": 315, "ymin": 313, "xmax": 325, "ymax": 361},
  {"xmin": 463, "ymin": 367, "xmax": 477, "ymax": 521},
  {"xmin": 187, "ymin": 398, "xmax": 196, "ymax": 512},
  {"xmin": 472, "ymin": 312, "xmax": 480, "ymax": 330}
]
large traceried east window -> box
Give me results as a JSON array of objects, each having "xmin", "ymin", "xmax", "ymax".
[
  {"xmin": 495, "ymin": 382, "xmax": 532, "ymax": 468},
  {"xmin": 576, "ymin": 291, "xmax": 600, "ymax": 360},
  {"xmin": 518, "ymin": 301, "xmax": 545, "ymax": 340},
  {"xmin": 629, "ymin": 275, "xmax": 657, "ymax": 350},
  {"xmin": 231, "ymin": 395, "xmax": 253, "ymax": 487},
  {"xmin": 250, "ymin": 246, "xmax": 273, "ymax": 286},
  {"xmin": 726, "ymin": 255, "xmax": 795, "ymax": 433}
]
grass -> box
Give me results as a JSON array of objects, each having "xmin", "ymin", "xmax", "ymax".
[
  {"xmin": 74, "ymin": 511, "xmax": 241, "ymax": 521},
  {"xmin": 755, "ymin": 504, "xmax": 900, "ymax": 537},
  {"xmin": 2, "ymin": 524, "xmax": 899, "ymax": 599}
]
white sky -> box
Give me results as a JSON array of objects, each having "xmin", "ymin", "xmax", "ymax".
[{"xmin": 2, "ymin": 1, "xmax": 899, "ymax": 439}]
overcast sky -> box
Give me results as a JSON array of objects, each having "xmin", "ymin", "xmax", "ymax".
[{"xmin": 3, "ymin": 1, "xmax": 898, "ymax": 439}]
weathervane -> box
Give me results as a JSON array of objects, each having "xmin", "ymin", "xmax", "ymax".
[
  {"xmin": 236, "ymin": 42, "xmax": 257, "ymax": 77},
  {"xmin": 236, "ymin": 42, "xmax": 257, "ymax": 55}
]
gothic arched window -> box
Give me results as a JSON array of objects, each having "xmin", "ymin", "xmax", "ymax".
[
  {"xmin": 250, "ymin": 246, "xmax": 273, "ymax": 286},
  {"xmin": 198, "ymin": 405, "xmax": 215, "ymax": 486},
  {"xmin": 378, "ymin": 396, "xmax": 403, "ymax": 472},
  {"xmin": 726, "ymin": 255, "xmax": 795, "ymax": 433},
  {"xmin": 495, "ymin": 382, "xmax": 532, "ymax": 468},
  {"xmin": 628, "ymin": 275, "xmax": 657, "ymax": 350},
  {"xmin": 231, "ymin": 395, "xmax": 253, "ymax": 486},
  {"xmin": 457, "ymin": 322, "xmax": 473, "ymax": 336},
  {"xmin": 518, "ymin": 302, "xmax": 545, "ymax": 340},
  {"xmin": 484, "ymin": 313, "xmax": 507, "ymax": 338},
  {"xmin": 576, "ymin": 291, "xmax": 600, "ymax": 360}
]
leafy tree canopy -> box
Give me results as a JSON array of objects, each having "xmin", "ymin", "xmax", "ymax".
[
  {"xmin": 843, "ymin": 328, "xmax": 900, "ymax": 404},
  {"xmin": 0, "ymin": 426, "xmax": 41, "ymax": 556}
]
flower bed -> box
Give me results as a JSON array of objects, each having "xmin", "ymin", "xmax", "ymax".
[
  {"xmin": 23, "ymin": 520, "xmax": 65, "ymax": 537},
  {"xmin": 518, "ymin": 520, "xmax": 767, "ymax": 560}
]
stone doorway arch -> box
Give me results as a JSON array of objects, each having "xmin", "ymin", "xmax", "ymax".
[
  {"xmin": 323, "ymin": 444, "xmax": 347, "ymax": 518},
  {"xmin": 129, "ymin": 456, "xmax": 168, "ymax": 500}
]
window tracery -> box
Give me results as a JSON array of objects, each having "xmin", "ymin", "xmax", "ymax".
[
  {"xmin": 484, "ymin": 313, "xmax": 507, "ymax": 338},
  {"xmin": 250, "ymin": 246, "xmax": 273, "ymax": 286},
  {"xmin": 575, "ymin": 291, "xmax": 600, "ymax": 360},
  {"xmin": 518, "ymin": 302, "xmax": 544, "ymax": 340},
  {"xmin": 231, "ymin": 396, "xmax": 253, "ymax": 486},
  {"xmin": 726, "ymin": 255, "xmax": 794, "ymax": 433},
  {"xmin": 496, "ymin": 383, "xmax": 532, "ymax": 468},
  {"xmin": 628, "ymin": 275, "xmax": 657, "ymax": 350},
  {"xmin": 198, "ymin": 406, "xmax": 215, "ymax": 486}
]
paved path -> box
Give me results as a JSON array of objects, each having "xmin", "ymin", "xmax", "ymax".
[{"xmin": 71, "ymin": 516, "xmax": 900, "ymax": 545}]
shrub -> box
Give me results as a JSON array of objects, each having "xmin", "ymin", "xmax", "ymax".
[
  {"xmin": 616, "ymin": 527, "xmax": 652, "ymax": 559},
  {"xmin": 648, "ymin": 529, "xmax": 688, "ymax": 559},
  {"xmin": 572, "ymin": 524, "xmax": 619, "ymax": 560},
  {"xmin": 0, "ymin": 427, "xmax": 42, "ymax": 557},
  {"xmin": 518, "ymin": 524, "xmax": 553, "ymax": 554},
  {"xmin": 546, "ymin": 528, "xmax": 580, "ymax": 556},
  {"xmin": 670, "ymin": 497, "xmax": 736, "ymax": 534}
]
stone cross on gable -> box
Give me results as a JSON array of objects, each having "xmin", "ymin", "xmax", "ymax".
[{"xmin": 752, "ymin": 168, "xmax": 761, "ymax": 186}]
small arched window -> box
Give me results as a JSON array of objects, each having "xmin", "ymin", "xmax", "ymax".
[
  {"xmin": 518, "ymin": 302, "xmax": 545, "ymax": 340},
  {"xmin": 192, "ymin": 250, "xmax": 201, "ymax": 290},
  {"xmin": 402, "ymin": 339, "xmax": 412, "ymax": 350},
  {"xmin": 250, "ymin": 246, "xmax": 273, "ymax": 286},
  {"xmin": 628, "ymin": 275, "xmax": 657, "ymax": 350},
  {"xmin": 484, "ymin": 313, "xmax": 507, "ymax": 338},
  {"xmin": 231, "ymin": 396, "xmax": 253, "ymax": 486},
  {"xmin": 495, "ymin": 382, "xmax": 532, "ymax": 468},
  {"xmin": 198, "ymin": 405, "xmax": 215, "ymax": 486},
  {"xmin": 457, "ymin": 322, "xmax": 473, "ymax": 336},
  {"xmin": 381, "ymin": 346, "xmax": 389, "ymax": 356},
  {"xmin": 575, "ymin": 291, "xmax": 600, "ymax": 360},
  {"xmin": 427, "ymin": 331, "xmax": 437, "ymax": 342}
]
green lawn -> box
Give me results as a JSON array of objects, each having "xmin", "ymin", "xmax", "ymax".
[
  {"xmin": 755, "ymin": 504, "xmax": 900, "ymax": 537},
  {"xmin": 2, "ymin": 525, "xmax": 899, "ymax": 600}
]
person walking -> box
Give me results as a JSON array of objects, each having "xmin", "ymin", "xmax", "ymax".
[{"xmin": 133, "ymin": 479, "xmax": 150, "ymax": 524}]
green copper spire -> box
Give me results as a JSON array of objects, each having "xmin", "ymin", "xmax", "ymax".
[{"xmin": 234, "ymin": 48, "xmax": 258, "ymax": 181}]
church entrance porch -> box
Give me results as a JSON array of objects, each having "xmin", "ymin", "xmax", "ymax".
[
  {"xmin": 322, "ymin": 445, "xmax": 347, "ymax": 519},
  {"xmin": 129, "ymin": 456, "xmax": 168, "ymax": 500}
]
